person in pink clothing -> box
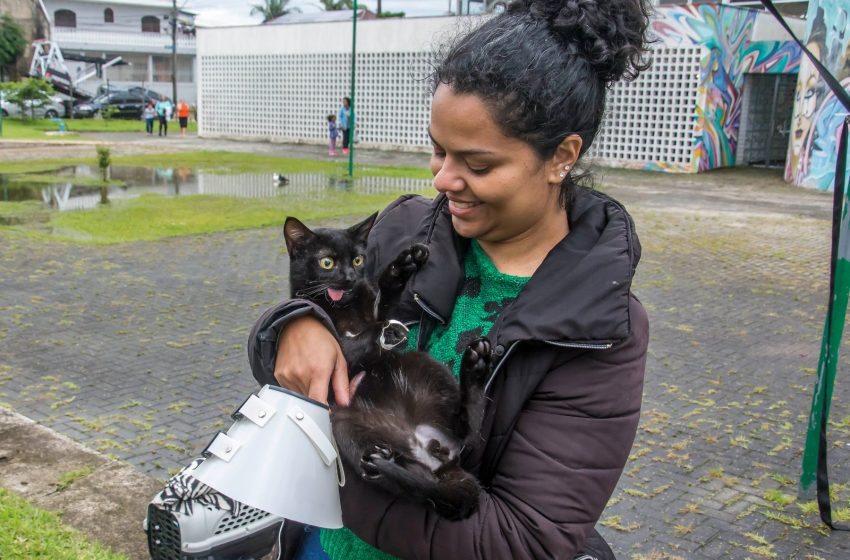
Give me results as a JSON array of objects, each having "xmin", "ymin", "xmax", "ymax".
[{"xmin": 327, "ymin": 114, "xmax": 339, "ymax": 156}]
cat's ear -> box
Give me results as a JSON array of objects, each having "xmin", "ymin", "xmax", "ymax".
[
  {"xmin": 348, "ymin": 212, "xmax": 378, "ymax": 244},
  {"xmin": 283, "ymin": 217, "xmax": 316, "ymax": 255}
]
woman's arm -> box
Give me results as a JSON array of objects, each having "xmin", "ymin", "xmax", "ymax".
[
  {"xmin": 340, "ymin": 298, "xmax": 648, "ymax": 559},
  {"xmin": 247, "ymin": 299, "xmax": 350, "ymax": 405}
]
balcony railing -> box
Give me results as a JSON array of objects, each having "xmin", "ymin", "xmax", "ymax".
[{"xmin": 52, "ymin": 27, "xmax": 196, "ymax": 53}]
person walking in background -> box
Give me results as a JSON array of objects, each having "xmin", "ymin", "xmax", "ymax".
[
  {"xmin": 327, "ymin": 114, "xmax": 338, "ymax": 156},
  {"xmin": 177, "ymin": 99, "xmax": 190, "ymax": 137},
  {"xmin": 143, "ymin": 101, "xmax": 156, "ymax": 135},
  {"xmin": 155, "ymin": 95, "xmax": 173, "ymax": 137},
  {"xmin": 337, "ymin": 97, "xmax": 351, "ymax": 154}
]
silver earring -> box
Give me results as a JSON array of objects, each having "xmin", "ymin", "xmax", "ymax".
[{"xmin": 559, "ymin": 171, "xmax": 566, "ymax": 178}]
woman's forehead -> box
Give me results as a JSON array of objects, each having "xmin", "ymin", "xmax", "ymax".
[{"xmin": 430, "ymin": 87, "xmax": 511, "ymax": 149}]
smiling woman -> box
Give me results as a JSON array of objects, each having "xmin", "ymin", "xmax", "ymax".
[{"xmin": 249, "ymin": 1, "xmax": 651, "ymax": 559}]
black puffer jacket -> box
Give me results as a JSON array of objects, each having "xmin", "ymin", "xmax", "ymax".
[{"xmin": 248, "ymin": 187, "xmax": 649, "ymax": 559}]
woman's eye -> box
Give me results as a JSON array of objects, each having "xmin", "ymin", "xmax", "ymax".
[
  {"xmin": 353, "ymin": 255, "xmax": 365, "ymax": 267},
  {"xmin": 319, "ymin": 257, "xmax": 335, "ymax": 269}
]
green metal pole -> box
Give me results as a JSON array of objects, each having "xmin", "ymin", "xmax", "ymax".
[{"xmin": 348, "ymin": 0, "xmax": 357, "ymax": 177}]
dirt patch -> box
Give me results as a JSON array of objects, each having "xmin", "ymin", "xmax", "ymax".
[{"xmin": 0, "ymin": 408, "xmax": 162, "ymax": 559}]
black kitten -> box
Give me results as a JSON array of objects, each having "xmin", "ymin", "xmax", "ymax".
[{"xmin": 283, "ymin": 215, "xmax": 490, "ymax": 520}]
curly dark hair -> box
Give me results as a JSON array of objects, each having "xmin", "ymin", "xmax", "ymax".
[{"xmin": 431, "ymin": 0, "xmax": 652, "ymax": 206}]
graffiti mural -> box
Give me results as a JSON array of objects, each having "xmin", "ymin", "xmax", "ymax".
[
  {"xmin": 652, "ymin": 5, "xmax": 800, "ymax": 172},
  {"xmin": 786, "ymin": 0, "xmax": 850, "ymax": 190}
]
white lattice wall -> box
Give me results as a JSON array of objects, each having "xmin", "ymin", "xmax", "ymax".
[
  {"xmin": 590, "ymin": 46, "xmax": 703, "ymax": 171},
  {"xmin": 200, "ymin": 52, "xmax": 432, "ymax": 147},
  {"xmin": 198, "ymin": 17, "xmax": 704, "ymax": 167}
]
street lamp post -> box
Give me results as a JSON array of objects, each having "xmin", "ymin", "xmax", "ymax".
[
  {"xmin": 348, "ymin": 0, "xmax": 357, "ymax": 177},
  {"xmin": 171, "ymin": 0, "xmax": 177, "ymax": 104}
]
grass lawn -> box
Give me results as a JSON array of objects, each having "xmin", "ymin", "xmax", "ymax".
[
  {"xmin": 0, "ymin": 117, "xmax": 198, "ymax": 140},
  {"xmin": 0, "ymin": 151, "xmax": 434, "ymax": 243},
  {"xmin": 0, "ymin": 488, "xmax": 127, "ymax": 560}
]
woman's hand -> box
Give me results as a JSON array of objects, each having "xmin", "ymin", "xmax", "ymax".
[{"xmin": 274, "ymin": 315, "xmax": 351, "ymax": 406}]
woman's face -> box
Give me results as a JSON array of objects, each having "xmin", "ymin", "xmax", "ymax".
[
  {"xmin": 429, "ymin": 85, "xmax": 563, "ymax": 246},
  {"xmin": 792, "ymin": 44, "xmax": 821, "ymax": 163}
]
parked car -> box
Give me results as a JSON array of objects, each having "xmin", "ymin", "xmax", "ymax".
[
  {"xmin": 129, "ymin": 87, "xmax": 171, "ymax": 105},
  {"xmin": 73, "ymin": 92, "xmax": 146, "ymax": 119},
  {"xmin": 1, "ymin": 93, "xmax": 66, "ymax": 118}
]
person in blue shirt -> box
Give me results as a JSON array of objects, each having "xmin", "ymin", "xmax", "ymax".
[
  {"xmin": 337, "ymin": 97, "xmax": 351, "ymax": 154},
  {"xmin": 155, "ymin": 95, "xmax": 173, "ymax": 137}
]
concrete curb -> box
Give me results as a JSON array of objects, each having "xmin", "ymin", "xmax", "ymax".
[{"xmin": 0, "ymin": 407, "xmax": 163, "ymax": 559}]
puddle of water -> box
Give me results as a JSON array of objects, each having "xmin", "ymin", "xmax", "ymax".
[{"xmin": 0, "ymin": 166, "xmax": 433, "ymax": 211}]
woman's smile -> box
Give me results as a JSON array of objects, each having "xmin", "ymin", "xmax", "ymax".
[{"xmin": 448, "ymin": 197, "xmax": 483, "ymax": 216}]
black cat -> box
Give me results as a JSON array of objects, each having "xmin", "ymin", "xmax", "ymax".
[{"xmin": 283, "ymin": 214, "xmax": 490, "ymax": 520}]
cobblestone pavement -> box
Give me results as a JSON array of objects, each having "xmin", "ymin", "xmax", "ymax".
[{"xmin": 2, "ymin": 149, "xmax": 850, "ymax": 558}]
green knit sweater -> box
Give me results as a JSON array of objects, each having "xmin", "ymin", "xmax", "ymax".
[{"xmin": 320, "ymin": 241, "xmax": 530, "ymax": 560}]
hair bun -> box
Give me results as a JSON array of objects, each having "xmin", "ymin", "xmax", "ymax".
[{"xmin": 508, "ymin": 0, "xmax": 651, "ymax": 83}]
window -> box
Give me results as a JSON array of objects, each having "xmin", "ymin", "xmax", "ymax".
[
  {"xmin": 104, "ymin": 8, "xmax": 114, "ymax": 23},
  {"xmin": 141, "ymin": 15, "xmax": 160, "ymax": 33},
  {"xmin": 107, "ymin": 53, "xmax": 149, "ymax": 82},
  {"xmin": 153, "ymin": 55, "xmax": 193, "ymax": 83},
  {"xmin": 54, "ymin": 9, "xmax": 76, "ymax": 28}
]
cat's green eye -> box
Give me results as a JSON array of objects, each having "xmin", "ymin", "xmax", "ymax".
[
  {"xmin": 319, "ymin": 257, "xmax": 335, "ymax": 270},
  {"xmin": 353, "ymin": 255, "xmax": 365, "ymax": 267}
]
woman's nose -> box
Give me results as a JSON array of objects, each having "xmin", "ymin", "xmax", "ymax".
[{"xmin": 432, "ymin": 158, "xmax": 465, "ymax": 194}]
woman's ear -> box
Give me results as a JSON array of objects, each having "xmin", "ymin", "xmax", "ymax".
[{"xmin": 547, "ymin": 135, "xmax": 583, "ymax": 184}]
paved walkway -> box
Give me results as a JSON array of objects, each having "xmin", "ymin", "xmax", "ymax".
[{"xmin": 1, "ymin": 136, "xmax": 849, "ymax": 558}]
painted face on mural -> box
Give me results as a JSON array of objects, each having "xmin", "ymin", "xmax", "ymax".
[{"xmin": 790, "ymin": 43, "xmax": 821, "ymax": 173}]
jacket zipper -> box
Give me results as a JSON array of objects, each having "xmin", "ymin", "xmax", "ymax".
[
  {"xmin": 483, "ymin": 341, "xmax": 519, "ymax": 394},
  {"xmin": 543, "ymin": 340, "xmax": 614, "ymax": 350},
  {"xmin": 413, "ymin": 293, "xmax": 446, "ymax": 324}
]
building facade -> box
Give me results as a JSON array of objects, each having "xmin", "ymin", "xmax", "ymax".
[
  {"xmin": 198, "ymin": 6, "xmax": 811, "ymax": 178},
  {"xmin": 0, "ymin": 0, "xmax": 50, "ymax": 79},
  {"xmin": 784, "ymin": 0, "xmax": 849, "ymax": 190},
  {"xmin": 42, "ymin": 0, "xmax": 196, "ymax": 102}
]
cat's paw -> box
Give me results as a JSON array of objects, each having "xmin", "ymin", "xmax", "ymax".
[
  {"xmin": 432, "ymin": 470, "xmax": 481, "ymax": 521},
  {"xmin": 360, "ymin": 444, "xmax": 395, "ymax": 480},
  {"xmin": 380, "ymin": 244, "xmax": 430, "ymax": 292},
  {"xmin": 460, "ymin": 337, "xmax": 492, "ymax": 388}
]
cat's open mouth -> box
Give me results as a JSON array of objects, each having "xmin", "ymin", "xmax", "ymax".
[{"xmin": 327, "ymin": 288, "xmax": 346, "ymax": 302}]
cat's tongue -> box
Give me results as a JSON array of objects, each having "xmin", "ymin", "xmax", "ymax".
[{"xmin": 327, "ymin": 288, "xmax": 345, "ymax": 302}]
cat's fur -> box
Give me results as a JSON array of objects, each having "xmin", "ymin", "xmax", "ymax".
[{"xmin": 283, "ymin": 214, "xmax": 490, "ymax": 520}]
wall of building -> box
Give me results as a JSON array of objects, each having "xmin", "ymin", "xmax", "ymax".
[
  {"xmin": 196, "ymin": 6, "xmax": 803, "ymax": 172},
  {"xmin": 785, "ymin": 0, "xmax": 850, "ymax": 191},
  {"xmin": 198, "ymin": 16, "xmax": 451, "ymax": 149},
  {"xmin": 649, "ymin": 4, "xmax": 801, "ymax": 172},
  {"xmin": 42, "ymin": 0, "xmax": 175, "ymax": 33}
]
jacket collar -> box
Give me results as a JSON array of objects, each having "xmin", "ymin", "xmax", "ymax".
[{"xmin": 411, "ymin": 188, "xmax": 641, "ymax": 347}]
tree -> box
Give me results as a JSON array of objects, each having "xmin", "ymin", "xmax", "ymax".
[
  {"xmin": 96, "ymin": 146, "xmax": 111, "ymax": 205},
  {"xmin": 250, "ymin": 0, "xmax": 299, "ymax": 22},
  {"xmin": 0, "ymin": 78, "xmax": 54, "ymax": 119},
  {"xmin": 0, "ymin": 13, "xmax": 27, "ymax": 82},
  {"xmin": 318, "ymin": 0, "xmax": 353, "ymax": 10}
]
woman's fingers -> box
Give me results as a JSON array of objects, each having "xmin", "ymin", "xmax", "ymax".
[
  {"xmin": 331, "ymin": 352, "xmax": 351, "ymax": 407},
  {"xmin": 274, "ymin": 315, "xmax": 344, "ymax": 405}
]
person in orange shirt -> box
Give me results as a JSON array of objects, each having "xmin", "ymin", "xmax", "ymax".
[{"xmin": 176, "ymin": 99, "xmax": 190, "ymax": 137}]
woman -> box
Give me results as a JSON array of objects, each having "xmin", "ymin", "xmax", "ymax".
[
  {"xmin": 248, "ymin": 0, "xmax": 650, "ymax": 558},
  {"xmin": 176, "ymin": 98, "xmax": 190, "ymax": 137},
  {"xmin": 338, "ymin": 97, "xmax": 351, "ymax": 154}
]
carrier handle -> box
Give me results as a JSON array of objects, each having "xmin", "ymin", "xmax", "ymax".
[{"xmin": 287, "ymin": 405, "xmax": 338, "ymax": 467}]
